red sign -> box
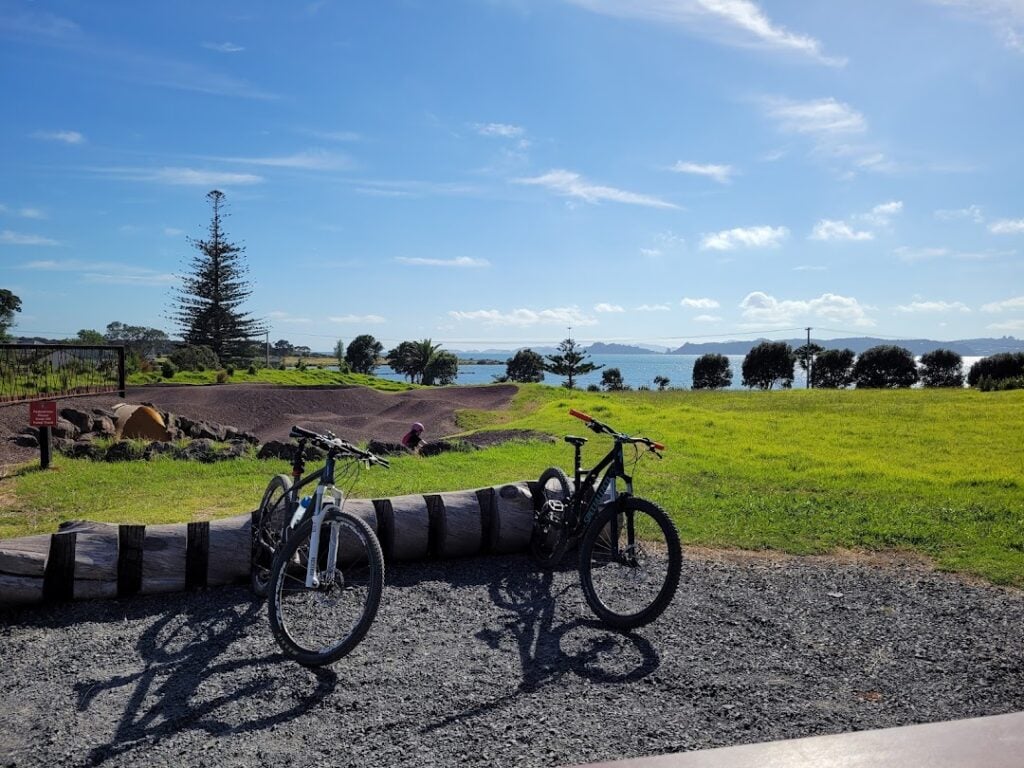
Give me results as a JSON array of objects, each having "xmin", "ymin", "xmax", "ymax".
[{"xmin": 29, "ymin": 400, "xmax": 58, "ymax": 427}]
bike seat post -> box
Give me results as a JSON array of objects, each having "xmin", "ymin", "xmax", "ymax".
[{"xmin": 565, "ymin": 436, "xmax": 586, "ymax": 485}]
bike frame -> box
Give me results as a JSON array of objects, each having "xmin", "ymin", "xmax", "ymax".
[{"xmin": 563, "ymin": 437, "xmax": 634, "ymax": 533}]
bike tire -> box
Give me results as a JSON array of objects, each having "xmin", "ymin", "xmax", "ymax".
[
  {"xmin": 578, "ymin": 497, "xmax": 682, "ymax": 630},
  {"xmin": 251, "ymin": 473, "xmax": 293, "ymax": 598},
  {"xmin": 267, "ymin": 510, "xmax": 384, "ymax": 666},
  {"xmin": 530, "ymin": 466, "xmax": 573, "ymax": 568}
]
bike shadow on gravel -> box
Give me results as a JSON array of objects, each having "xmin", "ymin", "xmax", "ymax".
[
  {"xmin": 60, "ymin": 589, "xmax": 337, "ymax": 766},
  {"xmin": 414, "ymin": 559, "xmax": 661, "ymax": 733}
]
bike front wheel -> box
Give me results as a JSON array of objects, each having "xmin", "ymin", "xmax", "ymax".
[
  {"xmin": 530, "ymin": 466, "xmax": 573, "ymax": 568},
  {"xmin": 251, "ymin": 473, "xmax": 293, "ymax": 598},
  {"xmin": 268, "ymin": 509, "xmax": 385, "ymax": 666},
  {"xmin": 579, "ymin": 497, "xmax": 682, "ymax": 630}
]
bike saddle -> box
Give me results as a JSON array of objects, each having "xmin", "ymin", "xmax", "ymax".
[{"xmin": 564, "ymin": 435, "xmax": 588, "ymax": 447}]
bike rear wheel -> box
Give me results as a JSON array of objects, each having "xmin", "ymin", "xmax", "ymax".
[
  {"xmin": 579, "ymin": 497, "xmax": 681, "ymax": 630},
  {"xmin": 268, "ymin": 509, "xmax": 385, "ymax": 666},
  {"xmin": 251, "ymin": 474, "xmax": 293, "ymax": 598},
  {"xmin": 530, "ymin": 466, "xmax": 573, "ymax": 568}
]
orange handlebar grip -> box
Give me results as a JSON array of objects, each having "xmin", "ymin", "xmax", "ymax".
[
  {"xmin": 653, "ymin": 441, "xmax": 666, "ymax": 451},
  {"xmin": 569, "ymin": 409, "xmax": 592, "ymax": 422}
]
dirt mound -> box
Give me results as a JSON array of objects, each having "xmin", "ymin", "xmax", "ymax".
[{"xmin": 0, "ymin": 384, "xmax": 518, "ymax": 469}]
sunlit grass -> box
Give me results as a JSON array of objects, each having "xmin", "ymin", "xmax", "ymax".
[{"xmin": 3, "ymin": 385, "xmax": 1023, "ymax": 586}]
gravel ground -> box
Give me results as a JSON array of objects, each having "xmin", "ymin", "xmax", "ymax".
[{"xmin": 1, "ymin": 551, "xmax": 1023, "ymax": 768}]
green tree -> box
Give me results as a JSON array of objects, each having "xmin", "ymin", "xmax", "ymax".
[
  {"xmin": 919, "ymin": 349, "xmax": 964, "ymax": 388},
  {"xmin": 0, "ymin": 289, "xmax": 22, "ymax": 341},
  {"xmin": 810, "ymin": 348, "xmax": 855, "ymax": 389},
  {"xmin": 741, "ymin": 342, "xmax": 795, "ymax": 390},
  {"xmin": 653, "ymin": 374, "xmax": 671, "ymax": 391},
  {"xmin": 334, "ymin": 339, "xmax": 345, "ymax": 366},
  {"xmin": 75, "ymin": 329, "xmax": 106, "ymax": 345},
  {"xmin": 794, "ymin": 342, "xmax": 825, "ymax": 388},
  {"xmin": 104, "ymin": 321, "xmax": 169, "ymax": 358},
  {"xmin": 169, "ymin": 190, "xmax": 265, "ymax": 360},
  {"xmin": 692, "ymin": 353, "xmax": 732, "ymax": 390},
  {"xmin": 346, "ymin": 334, "xmax": 384, "ymax": 374},
  {"xmin": 600, "ymin": 367, "xmax": 628, "ymax": 391},
  {"xmin": 967, "ymin": 352, "xmax": 1024, "ymax": 387},
  {"xmin": 504, "ymin": 349, "xmax": 545, "ymax": 383},
  {"xmin": 853, "ymin": 345, "xmax": 919, "ymax": 388},
  {"xmin": 544, "ymin": 338, "xmax": 603, "ymax": 389},
  {"xmin": 423, "ymin": 350, "xmax": 458, "ymax": 385},
  {"xmin": 387, "ymin": 338, "xmax": 443, "ymax": 384}
]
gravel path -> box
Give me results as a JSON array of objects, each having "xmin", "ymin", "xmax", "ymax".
[{"xmin": 1, "ymin": 551, "xmax": 1023, "ymax": 768}]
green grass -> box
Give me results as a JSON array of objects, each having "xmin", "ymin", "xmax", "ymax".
[
  {"xmin": 3, "ymin": 385, "xmax": 1023, "ymax": 586},
  {"xmin": 128, "ymin": 367, "xmax": 413, "ymax": 391}
]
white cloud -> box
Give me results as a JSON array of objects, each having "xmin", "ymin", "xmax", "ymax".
[
  {"xmin": 448, "ymin": 306, "xmax": 598, "ymax": 327},
  {"xmin": 981, "ymin": 296, "xmax": 1024, "ymax": 313},
  {"xmin": 861, "ymin": 200, "xmax": 903, "ymax": 226},
  {"xmin": 99, "ymin": 167, "xmax": 264, "ymax": 186},
  {"xmin": 19, "ymin": 258, "xmax": 176, "ymax": 284},
  {"xmin": 474, "ymin": 122, "xmax": 525, "ymax": 138},
  {"xmin": 739, "ymin": 291, "xmax": 875, "ymax": 327},
  {"xmin": 794, "ymin": 265, "xmax": 827, "ymax": 272},
  {"xmin": 988, "ymin": 319, "xmax": 1024, "ymax": 331},
  {"xmin": 83, "ymin": 271, "xmax": 176, "ymax": 286},
  {"xmin": 226, "ymin": 150, "xmax": 352, "ymax": 171},
  {"xmin": 164, "ymin": 227, "xmax": 185, "ymax": 237},
  {"xmin": 639, "ymin": 248, "xmax": 662, "ymax": 258},
  {"xmin": 700, "ymin": 225, "xmax": 788, "ymax": 251},
  {"xmin": 693, "ymin": 314, "xmax": 723, "ymax": 323},
  {"xmin": 328, "ymin": 314, "xmax": 386, "ymax": 324},
  {"xmin": 17, "ymin": 208, "xmax": 46, "ymax": 219},
  {"xmin": 765, "ymin": 97, "xmax": 865, "ymax": 136},
  {"xmin": 934, "ymin": 204, "xmax": 984, "ymax": 223},
  {"xmin": 635, "ymin": 303, "xmax": 671, "ymax": 312},
  {"xmin": 926, "ymin": 0, "xmax": 1024, "ymax": 52},
  {"xmin": 564, "ymin": 0, "xmax": 843, "ymax": 65},
  {"xmin": 680, "ymin": 297, "xmax": 720, "ymax": 309},
  {"xmin": 989, "ymin": 218, "xmax": 1024, "ymax": 234},
  {"xmin": 594, "ymin": 303, "xmax": 625, "ymax": 313},
  {"xmin": 515, "ymin": 169, "xmax": 679, "ymax": 209},
  {"xmin": 809, "ymin": 219, "xmax": 873, "ymax": 242},
  {"xmin": 32, "ymin": 129, "xmax": 85, "ymax": 144},
  {"xmin": 895, "ymin": 300, "xmax": 971, "ymax": 313},
  {"xmin": 670, "ymin": 161, "xmax": 735, "ymax": 184},
  {"xmin": 395, "ymin": 256, "xmax": 489, "ymax": 267},
  {"xmin": 894, "ymin": 246, "xmax": 950, "ymax": 262},
  {"xmin": 203, "ymin": 41, "xmax": 245, "ymax": 53},
  {"xmin": 2, "ymin": 230, "xmax": 60, "ymax": 246}
]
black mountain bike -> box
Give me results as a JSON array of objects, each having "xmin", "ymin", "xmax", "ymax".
[
  {"xmin": 531, "ymin": 409, "xmax": 682, "ymax": 630},
  {"xmin": 254, "ymin": 426, "xmax": 389, "ymax": 666}
]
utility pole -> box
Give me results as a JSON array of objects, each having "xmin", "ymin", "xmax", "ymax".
[
  {"xmin": 805, "ymin": 326, "xmax": 813, "ymax": 389},
  {"xmin": 265, "ymin": 330, "xmax": 270, "ymax": 369}
]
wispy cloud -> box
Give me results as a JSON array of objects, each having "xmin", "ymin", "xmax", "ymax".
[
  {"xmin": 669, "ymin": 161, "xmax": 735, "ymax": 184},
  {"xmin": 926, "ymin": 0, "xmax": 1024, "ymax": 52},
  {"xmin": 809, "ymin": 219, "xmax": 874, "ymax": 242},
  {"xmin": 594, "ymin": 303, "xmax": 624, "ymax": 313},
  {"xmin": 893, "ymin": 246, "xmax": 950, "ymax": 262},
  {"xmin": 564, "ymin": 0, "xmax": 843, "ymax": 65},
  {"xmin": 694, "ymin": 314, "xmax": 723, "ymax": 323},
  {"xmin": 895, "ymin": 300, "xmax": 971, "ymax": 313},
  {"xmin": 94, "ymin": 166, "xmax": 265, "ymax": 186},
  {"xmin": 203, "ymin": 41, "xmax": 245, "ymax": 53},
  {"xmin": 981, "ymin": 295, "xmax": 1024, "ymax": 313},
  {"xmin": 225, "ymin": 150, "xmax": 352, "ymax": 171},
  {"xmin": 395, "ymin": 256, "xmax": 489, "ymax": 267},
  {"xmin": 18, "ymin": 207, "xmax": 46, "ymax": 220},
  {"xmin": 448, "ymin": 306, "xmax": 598, "ymax": 327},
  {"xmin": 635, "ymin": 303, "xmax": 671, "ymax": 312},
  {"xmin": 860, "ymin": 200, "xmax": 903, "ymax": 227},
  {"xmin": 680, "ymin": 297, "xmax": 720, "ymax": 309},
  {"xmin": 2, "ymin": 230, "xmax": 60, "ymax": 246},
  {"xmin": 164, "ymin": 227, "xmax": 184, "ymax": 237},
  {"xmin": 989, "ymin": 218, "xmax": 1024, "ymax": 234},
  {"xmin": 352, "ymin": 179, "xmax": 483, "ymax": 198},
  {"xmin": 935, "ymin": 204, "xmax": 984, "ymax": 223},
  {"xmin": 19, "ymin": 258, "xmax": 174, "ymax": 285},
  {"xmin": 32, "ymin": 129, "xmax": 85, "ymax": 145},
  {"xmin": 328, "ymin": 314, "xmax": 387, "ymax": 324},
  {"xmin": 474, "ymin": 122, "xmax": 525, "ymax": 138},
  {"xmin": 740, "ymin": 291, "xmax": 875, "ymax": 327},
  {"xmin": 515, "ymin": 169, "xmax": 679, "ymax": 209},
  {"xmin": 700, "ymin": 225, "xmax": 788, "ymax": 250},
  {"xmin": 794, "ymin": 264, "xmax": 827, "ymax": 272},
  {"xmin": 301, "ymin": 129, "xmax": 361, "ymax": 143},
  {"xmin": 764, "ymin": 97, "xmax": 866, "ymax": 136},
  {"xmin": 267, "ymin": 311, "xmax": 311, "ymax": 324}
]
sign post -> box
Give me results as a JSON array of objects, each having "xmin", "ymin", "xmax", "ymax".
[{"xmin": 29, "ymin": 400, "xmax": 58, "ymax": 469}]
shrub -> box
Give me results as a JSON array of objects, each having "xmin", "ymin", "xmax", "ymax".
[
  {"xmin": 226, "ymin": 366, "xmax": 235, "ymax": 376},
  {"xmin": 967, "ymin": 352, "xmax": 1024, "ymax": 387},
  {"xmin": 741, "ymin": 342, "xmax": 794, "ymax": 390},
  {"xmin": 586, "ymin": 384, "xmax": 600, "ymax": 392},
  {"xmin": 168, "ymin": 344, "xmax": 220, "ymax": 372},
  {"xmin": 216, "ymin": 370, "xmax": 229, "ymax": 384},
  {"xmin": 853, "ymin": 345, "xmax": 918, "ymax": 388},
  {"xmin": 811, "ymin": 348, "xmax": 855, "ymax": 389},
  {"xmin": 248, "ymin": 364, "xmax": 258, "ymax": 375},
  {"xmin": 160, "ymin": 360, "xmax": 177, "ymax": 379}
]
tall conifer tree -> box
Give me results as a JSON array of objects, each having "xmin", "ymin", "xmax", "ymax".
[{"xmin": 170, "ymin": 190, "xmax": 264, "ymax": 360}]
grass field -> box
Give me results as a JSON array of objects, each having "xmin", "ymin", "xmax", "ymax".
[
  {"xmin": 127, "ymin": 367, "xmax": 413, "ymax": 390},
  {"xmin": 2, "ymin": 385, "xmax": 1022, "ymax": 586}
]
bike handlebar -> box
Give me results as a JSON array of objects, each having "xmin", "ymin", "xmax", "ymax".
[
  {"xmin": 567, "ymin": 409, "xmax": 665, "ymax": 453},
  {"xmin": 289, "ymin": 425, "xmax": 390, "ymax": 468}
]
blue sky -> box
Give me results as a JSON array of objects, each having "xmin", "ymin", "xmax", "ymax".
[{"xmin": 2, "ymin": 0, "xmax": 1023, "ymax": 351}]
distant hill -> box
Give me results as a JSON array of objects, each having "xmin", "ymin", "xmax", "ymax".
[
  {"xmin": 586, "ymin": 342, "xmax": 669, "ymax": 354},
  {"xmin": 669, "ymin": 337, "xmax": 1024, "ymax": 356}
]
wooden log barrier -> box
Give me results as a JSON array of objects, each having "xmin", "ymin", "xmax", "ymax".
[{"xmin": 0, "ymin": 481, "xmax": 539, "ymax": 608}]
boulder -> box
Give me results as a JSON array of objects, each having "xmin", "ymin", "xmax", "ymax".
[
  {"xmin": 105, "ymin": 440, "xmax": 144, "ymax": 462},
  {"xmin": 51, "ymin": 417, "xmax": 79, "ymax": 441},
  {"xmin": 14, "ymin": 433, "xmax": 39, "ymax": 448},
  {"xmin": 367, "ymin": 440, "xmax": 408, "ymax": 456},
  {"xmin": 68, "ymin": 440, "xmax": 104, "ymax": 460},
  {"xmin": 420, "ymin": 440, "xmax": 476, "ymax": 458},
  {"xmin": 112, "ymin": 404, "xmax": 170, "ymax": 441},
  {"xmin": 59, "ymin": 408, "xmax": 93, "ymax": 435},
  {"xmin": 144, "ymin": 441, "xmax": 177, "ymax": 460},
  {"xmin": 182, "ymin": 438, "xmax": 219, "ymax": 463},
  {"xmin": 90, "ymin": 415, "xmax": 116, "ymax": 436}
]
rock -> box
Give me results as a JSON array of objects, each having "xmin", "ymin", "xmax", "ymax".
[
  {"xmin": 222, "ymin": 440, "xmax": 249, "ymax": 459},
  {"xmin": 52, "ymin": 437, "xmax": 74, "ymax": 454},
  {"xmin": 14, "ymin": 433, "xmax": 39, "ymax": 448},
  {"xmin": 420, "ymin": 440, "xmax": 476, "ymax": 457},
  {"xmin": 182, "ymin": 438, "xmax": 219, "ymax": 463},
  {"xmin": 68, "ymin": 440, "xmax": 104, "ymax": 460},
  {"xmin": 256, "ymin": 441, "xmax": 324, "ymax": 461},
  {"xmin": 224, "ymin": 427, "xmax": 259, "ymax": 445},
  {"xmin": 59, "ymin": 408, "xmax": 93, "ymax": 435},
  {"xmin": 105, "ymin": 440, "xmax": 143, "ymax": 462},
  {"xmin": 178, "ymin": 416, "xmax": 227, "ymax": 441},
  {"xmin": 90, "ymin": 415, "xmax": 116, "ymax": 436},
  {"xmin": 51, "ymin": 417, "xmax": 79, "ymax": 440},
  {"xmin": 144, "ymin": 441, "xmax": 177, "ymax": 460},
  {"xmin": 368, "ymin": 440, "xmax": 409, "ymax": 456}
]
